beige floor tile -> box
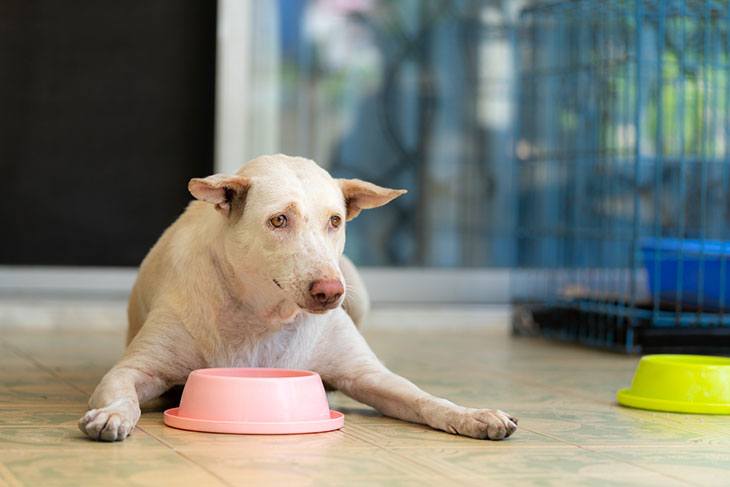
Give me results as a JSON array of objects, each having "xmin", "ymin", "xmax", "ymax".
[
  {"xmin": 395, "ymin": 446, "xmax": 690, "ymax": 485},
  {"xmin": 0, "ymin": 405, "xmax": 82, "ymax": 427},
  {"xmin": 1, "ymin": 448, "xmax": 226, "ymax": 487},
  {"xmin": 0, "ymin": 369, "xmax": 61, "ymax": 387},
  {"xmin": 181, "ymin": 447, "xmax": 444, "ymax": 486},
  {"xmin": 2, "ymin": 329, "xmax": 124, "ymax": 355},
  {"xmin": 344, "ymin": 421, "xmax": 560, "ymax": 450},
  {"xmin": 138, "ymin": 412, "xmax": 375, "ymax": 451},
  {"xmin": 0, "ymin": 324, "xmax": 724, "ymax": 486},
  {"xmin": 588, "ymin": 447, "xmax": 730, "ymax": 487},
  {"xmin": 521, "ymin": 404, "xmax": 730, "ymax": 447},
  {"xmin": 312, "ymin": 476, "xmax": 446, "ymax": 487},
  {"xmin": 0, "ymin": 425, "xmax": 158, "ymax": 452},
  {"xmin": 0, "ymin": 353, "xmax": 38, "ymax": 372},
  {"xmin": 455, "ymin": 473, "xmax": 687, "ymax": 487},
  {"xmin": 0, "ymin": 382, "xmax": 87, "ymax": 406}
]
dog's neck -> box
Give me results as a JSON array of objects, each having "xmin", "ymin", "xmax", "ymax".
[{"xmin": 207, "ymin": 248, "xmax": 303, "ymax": 331}]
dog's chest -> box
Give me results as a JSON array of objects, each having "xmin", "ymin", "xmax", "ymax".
[{"xmin": 214, "ymin": 317, "xmax": 326, "ymax": 370}]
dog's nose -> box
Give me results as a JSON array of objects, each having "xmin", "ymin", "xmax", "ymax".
[{"xmin": 309, "ymin": 279, "xmax": 344, "ymax": 307}]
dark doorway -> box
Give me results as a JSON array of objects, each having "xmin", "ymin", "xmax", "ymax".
[{"xmin": 0, "ymin": 1, "xmax": 217, "ymax": 266}]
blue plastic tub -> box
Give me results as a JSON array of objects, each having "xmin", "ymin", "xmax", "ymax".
[{"xmin": 642, "ymin": 238, "xmax": 730, "ymax": 309}]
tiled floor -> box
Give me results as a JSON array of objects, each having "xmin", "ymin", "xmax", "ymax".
[{"xmin": 1, "ymin": 321, "xmax": 729, "ymax": 486}]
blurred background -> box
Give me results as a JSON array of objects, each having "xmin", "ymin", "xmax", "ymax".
[
  {"xmin": 1, "ymin": 0, "xmax": 520, "ymax": 269},
  {"xmin": 3, "ymin": 0, "xmax": 730, "ymax": 353}
]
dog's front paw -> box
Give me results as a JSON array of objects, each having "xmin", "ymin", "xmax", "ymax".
[
  {"xmin": 448, "ymin": 408, "xmax": 518, "ymax": 440},
  {"xmin": 78, "ymin": 400, "xmax": 139, "ymax": 442}
]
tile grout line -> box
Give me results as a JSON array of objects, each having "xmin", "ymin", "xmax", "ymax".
[
  {"xmin": 2, "ymin": 341, "xmax": 91, "ymax": 398},
  {"xmin": 578, "ymin": 445, "xmax": 702, "ymax": 487},
  {"xmin": 519, "ymin": 426, "xmax": 696, "ymax": 487},
  {"xmin": 615, "ymin": 409, "xmax": 730, "ymax": 441},
  {"xmin": 342, "ymin": 424, "xmax": 450, "ymax": 478},
  {"xmin": 4, "ymin": 338, "xmax": 233, "ymax": 486},
  {"xmin": 168, "ymin": 450, "xmax": 236, "ymax": 487},
  {"xmin": 463, "ymin": 360, "xmax": 730, "ymax": 444},
  {"xmin": 343, "ymin": 417, "xmax": 582, "ymax": 450},
  {"xmin": 129, "ymin": 424, "xmax": 235, "ymax": 487},
  {"xmin": 0, "ymin": 462, "xmax": 23, "ymax": 487},
  {"xmin": 464, "ymin": 364, "xmax": 618, "ymax": 407},
  {"xmin": 385, "ymin": 362, "xmax": 630, "ymax": 415},
  {"xmin": 342, "ymin": 423, "xmax": 473, "ymax": 483},
  {"xmin": 515, "ymin": 424, "xmax": 700, "ymax": 451}
]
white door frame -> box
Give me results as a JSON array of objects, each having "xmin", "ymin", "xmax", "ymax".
[{"xmin": 215, "ymin": 0, "xmax": 280, "ymax": 174}]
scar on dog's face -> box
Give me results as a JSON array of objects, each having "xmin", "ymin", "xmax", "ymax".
[{"xmin": 188, "ymin": 155, "xmax": 406, "ymax": 314}]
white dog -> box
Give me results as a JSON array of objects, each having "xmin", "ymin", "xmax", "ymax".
[{"xmin": 79, "ymin": 154, "xmax": 517, "ymax": 442}]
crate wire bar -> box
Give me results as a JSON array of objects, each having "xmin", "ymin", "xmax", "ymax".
[{"xmin": 514, "ymin": 0, "xmax": 730, "ymax": 353}]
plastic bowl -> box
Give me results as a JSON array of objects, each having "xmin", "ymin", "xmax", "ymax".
[
  {"xmin": 617, "ymin": 355, "xmax": 730, "ymax": 414},
  {"xmin": 163, "ymin": 368, "xmax": 344, "ymax": 434},
  {"xmin": 642, "ymin": 237, "xmax": 730, "ymax": 309}
]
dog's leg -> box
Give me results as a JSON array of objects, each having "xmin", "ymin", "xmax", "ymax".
[
  {"xmin": 79, "ymin": 365, "xmax": 166, "ymax": 441},
  {"xmin": 79, "ymin": 318, "xmax": 203, "ymax": 441},
  {"xmin": 313, "ymin": 312, "xmax": 517, "ymax": 440}
]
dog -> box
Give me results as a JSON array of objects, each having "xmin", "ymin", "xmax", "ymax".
[{"xmin": 79, "ymin": 154, "xmax": 518, "ymax": 442}]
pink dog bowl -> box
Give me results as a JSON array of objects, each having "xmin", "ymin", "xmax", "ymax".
[{"xmin": 163, "ymin": 368, "xmax": 344, "ymax": 434}]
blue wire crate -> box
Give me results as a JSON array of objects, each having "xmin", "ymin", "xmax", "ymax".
[{"xmin": 513, "ymin": 0, "xmax": 730, "ymax": 353}]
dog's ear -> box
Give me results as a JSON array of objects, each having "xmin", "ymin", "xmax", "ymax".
[
  {"xmin": 338, "ymin": 178, "xmax": 407, "ymax": 221},
  {"xmin": 188, "ymin": 174, "xmax": 251, "ymax": 216}
]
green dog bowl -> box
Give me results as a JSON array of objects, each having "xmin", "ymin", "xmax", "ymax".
[{"xmin": 617, "ymin": 354, "xmax": 730, "ymax": 414}]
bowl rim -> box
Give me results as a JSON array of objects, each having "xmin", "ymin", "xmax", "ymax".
[
  {"xmin": 189, "ymin": 367, "xmax": 320, "ymax": 382},
  {"xmin": 163, "ymin": 407, "xmax": 344, "ymax": 434},
  {"xmin": 616, "ymin": 388, "xmax": 730, "ymax": 414},
  {"xmin": 641, "ymin": 354, "xmax": 730, "ymax": 368},
  {"xmin": 640, "ymin": 237, "xmax": 730, "ymax": 257}
]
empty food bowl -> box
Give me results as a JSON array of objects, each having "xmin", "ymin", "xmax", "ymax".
[
  {"xmin": 617, "ymin": 354, "xmax": 730, "ymax": 414},
  {"xmin": 163, "ymin": 368, "xmax": 344, "ymax": 434}
]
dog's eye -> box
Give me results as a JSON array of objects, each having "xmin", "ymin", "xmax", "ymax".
[
  {"xmin": 329, "ymin": 215, "xmax": 342, "ymax": 229},
  {"xmin": 270, "ymin": 214, "xmax": 288, "ymax": 228}
]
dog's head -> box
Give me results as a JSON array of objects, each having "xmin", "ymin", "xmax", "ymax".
[{"xmin": 188, "ymin": 154, "xmax": 406, "ymax": 315}]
